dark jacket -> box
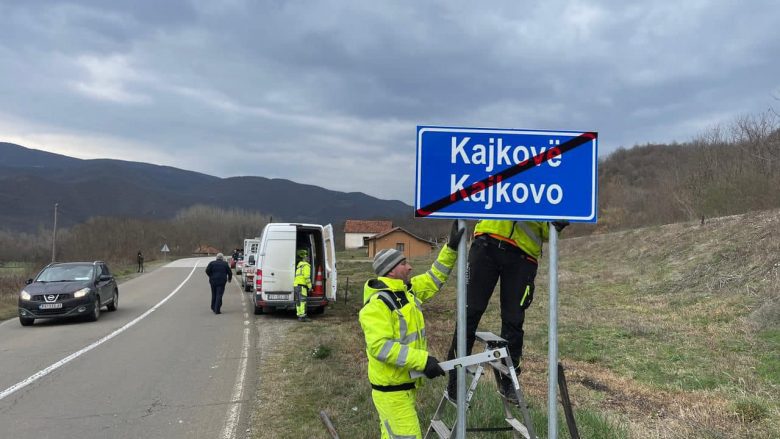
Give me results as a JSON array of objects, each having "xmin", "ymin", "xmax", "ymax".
[{"xmin": 205, "ymin": 259, "xmax": 232, "ymax": 285}]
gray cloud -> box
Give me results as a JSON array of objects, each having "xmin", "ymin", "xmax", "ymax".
[{"xmin": 1, "ymin": 0, "xmax": 778, "ymax": 203}]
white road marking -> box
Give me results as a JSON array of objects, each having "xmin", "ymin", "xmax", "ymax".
[
  {"xmin": 0, "ymin": 263, "xmax": 200, "ymax": 402},
  {"xmin": 221, "ymin": 291, "xmax": 251, "ymax": 439},
  {"xmin": 163, "ymin": 257, "xmax": 212, "ymax": 268}
]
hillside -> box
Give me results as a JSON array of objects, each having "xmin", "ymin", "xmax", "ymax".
[
  {"xmin": 593, "ymin": 116, "xmax": 780, "ymax": 234},
  {"xmin": 533, "ymin": 208, "xmax": 780, "ymax": 437},
  {"xmin": 0, "ymin": 142, "xmax": 413, "ymax": 232},
  {"xmin": 255, "ymin": 208, "xmax": 780, "ymax": 438}
]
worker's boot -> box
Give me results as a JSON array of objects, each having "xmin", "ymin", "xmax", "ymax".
[
  {"xmin": 445, "ymin": 370, "xmax": 457, "ymax": 402},
  {"xmin": 298, "ymin": 316, "xmax": 311, "ymax": 322},
  {"xmin": 498, "ymin": 375, "xmax": 519, "ymax": 405}
]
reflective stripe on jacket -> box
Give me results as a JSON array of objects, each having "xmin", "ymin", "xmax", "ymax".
[
  {"xmin": 474, "ymin": 220, "xmax": 549, "ymax": 259},
  {"xmin": 359, "ymin": 246, "xmax": 457, "ymax": 388},
  {"xmin": 294, "ymin": 260, "xmax": 312, "ymax": 289}
]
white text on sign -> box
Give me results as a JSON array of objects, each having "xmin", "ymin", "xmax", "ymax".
[
  {"xmin": 450, "ymin": 136, "xmax": 563, "ymax": 210},
  {"xmin": 450, "ymin": 136, "xmax": 562, "ymax": 172}
]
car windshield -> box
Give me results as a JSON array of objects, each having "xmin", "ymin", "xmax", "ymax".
[{"xmin": 37, "ymin": 265, "xmax": 94, "ymax": 282}]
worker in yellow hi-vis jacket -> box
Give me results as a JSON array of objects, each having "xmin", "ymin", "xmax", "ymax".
[
  {"xmin": 359, "ymin": 221, "xmax": 464, "ymax": 439},
  {"xmin": 445, "ymin": 219, "xmax": 568, "ymax": 404},
  {"xmin": 294, "ymin": 248, "xmax": 312, "ymax": 322}
]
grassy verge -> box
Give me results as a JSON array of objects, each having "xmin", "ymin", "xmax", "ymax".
[
  {"xmin": 0, "ymin": 262, "xmax": 37, "ymax": 321},
  {"xmin": 251, "ymin": 253, "xmax": 632, "ymax": 438},
  {"xmin": 252, "ymin": 209, "xmax": 780, "ymax": 438}
]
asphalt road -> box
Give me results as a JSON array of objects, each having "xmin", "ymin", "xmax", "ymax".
[{"xmin": 0, "ymin": 257, "xmax": 258, "ymax": 439}]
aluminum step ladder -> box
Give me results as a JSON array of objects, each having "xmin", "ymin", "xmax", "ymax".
[{"xmin": 424, "ymin": 332, "xmax": 537, "ymax": 439}]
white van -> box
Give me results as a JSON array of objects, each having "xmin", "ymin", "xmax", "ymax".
[
  {"xmin": 242, "ymin": 238, "xmax": 261, "ymax": 292},
  {"xmin": 254, "ymin": 223, "xmax": 337, "ymax": 315}
]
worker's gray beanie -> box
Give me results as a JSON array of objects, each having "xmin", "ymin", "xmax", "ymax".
[{"xmin": 373, "ymin": 249, "xmax": 405, "ymax": 277}]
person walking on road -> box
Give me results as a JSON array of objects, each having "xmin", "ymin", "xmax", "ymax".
[
  {"xmin": 205, "ymin": 253, "xmax": 232, "ymax": 314},
  {"xmin": 137, "ymin": 251, "xmax": 144, "ymax": 273},
  {"xmin": 445, "ymin": 219, "xmax": 568, "ymax": 403},
  {"xmin": 294, "ymin": 249, "xmax": 312, "ymax": 322},
  {"xmin": 359, "ymin": 221, "xmax": 464, "ymax": 439}
]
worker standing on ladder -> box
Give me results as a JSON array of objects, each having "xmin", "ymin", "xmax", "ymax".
[
  {"xmin": 359, "ymin": 221, "xmax": 464, "ymax": 439},
  {"xmin": 445, "ymin": 220, "xmax": 568, "ymax": 403},
  {"xmin": 294, "ymin": 248, "xmax": 312, "ymax": 322}
]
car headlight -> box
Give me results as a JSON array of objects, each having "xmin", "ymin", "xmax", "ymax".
[
  {"xmin": 20, "ymin": 290, "xmax": 31, "ymax": 301},
  {"xmin": 73, "ymin": 287, "xmax": 91, "ymax": 298}
]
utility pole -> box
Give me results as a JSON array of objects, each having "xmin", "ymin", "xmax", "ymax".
[{"xmin": 51, "ymin": 203, "xmax": 58, "ymax": 262}]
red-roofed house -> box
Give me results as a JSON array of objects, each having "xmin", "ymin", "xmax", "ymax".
[
  {"xmin": 193, "ymin": 245, "xmax": 221, "ymax": 256},
  {"xmin": 344, "ymin": 220, "xmax": 393, "ymax": 249},
  {"xmin": 367, "ymin": 227, "xmax": 435, "ymax": 259}
]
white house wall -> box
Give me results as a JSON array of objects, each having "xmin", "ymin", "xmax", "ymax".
[{"xmin": 345, "ymin": 233, "xmax": 375, "ymax": 249}]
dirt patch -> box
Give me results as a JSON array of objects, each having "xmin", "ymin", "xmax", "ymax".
[
  {"xmin": 518, "ymin": 356, "xmax": 752, "ymax": 438},
  {"xmin": 246, "ymin": 315, "xmax": 296, "ymax": 439}
]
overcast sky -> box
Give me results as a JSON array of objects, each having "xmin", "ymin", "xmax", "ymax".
[{"xmin": 2, "ymin": 0, "xmax": 778, "ymax": 203}]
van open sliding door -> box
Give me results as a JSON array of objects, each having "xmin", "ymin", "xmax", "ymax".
[{"xmin": 323, "ymin": 224, "xmax": 337, "ymax": 301}]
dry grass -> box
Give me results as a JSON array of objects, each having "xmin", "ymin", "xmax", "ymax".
[
  {"xmin": 252, "ymin": 209, "xmax": 780, "ymax": 438},
  {"xmin": 532, "ymin": 209, "xmax": 780, "ymax": 438},
  {"xmin": 0, "ymin": 264, "xmax": 36, "ymax": 320},
  {"xmin": 250, "ymin": 302, "xmax": 377, "ymax": 439}
]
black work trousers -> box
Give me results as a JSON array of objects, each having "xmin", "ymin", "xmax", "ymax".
[
  {"xmin": 447, "ymin": 237, "xmax": 538, "ymax": 365},
  {"xmin": 210, "ymin": 282, "xmax": 226, "ymax": 313}
]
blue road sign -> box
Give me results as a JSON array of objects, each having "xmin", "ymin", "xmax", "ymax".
[{"xmin": 415, "ymin": 126, "xmax": 598, "ymax": 222}]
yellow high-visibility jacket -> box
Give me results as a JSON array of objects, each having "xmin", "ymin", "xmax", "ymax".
[
  {"xmin": 359, "ymin": 246, "xmax": 457, "ymax": 388},
  {"xmin": 474, "ymin": 220, "xmax": 549, "ymax": 259},
  {"xmin": 294, "ymin": 260, "xmax": 312, "ymax": 289}
]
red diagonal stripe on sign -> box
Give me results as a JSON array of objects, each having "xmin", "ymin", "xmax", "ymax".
[{"xmin": 415, "ymin": 131, "xmax": 597, "ymax": 217}]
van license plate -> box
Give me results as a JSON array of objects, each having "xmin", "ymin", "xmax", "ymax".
[
  {"xmin": 267, "ymin": 294, "xmax": 288, "ymax": 300},
  {"xmin": 40, "ymin": 303, "xmax": 63, "ymax": 309}
]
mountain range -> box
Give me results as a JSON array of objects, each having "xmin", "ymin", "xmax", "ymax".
[{"xmin": 0, "ymin": 142, "xmax": 413, "ymax": 232}]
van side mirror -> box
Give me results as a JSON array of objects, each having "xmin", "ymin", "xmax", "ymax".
[
  {"xmin": 99, "ymin": 274, "xmax": 111, "ymax": 281},
  {"xmin": 26, "ymin": 278, "xmax": 33, "ymax": 285}
]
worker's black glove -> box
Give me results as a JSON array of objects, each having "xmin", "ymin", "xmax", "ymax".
[
  {"xmin": 423, "ymin": 355, "xmax": 445, "ymax": 379},
  {"xmin": 551, "ymin": 220, "xmax": 570, "ymax": 233},
  {"xmin": 446, "ymin": 220, "xmax": 466, "ymax": 250}
]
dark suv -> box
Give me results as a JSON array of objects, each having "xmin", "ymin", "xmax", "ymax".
[{"xmin": 18, "ymin": 261, "xmax": 119, "ymax": 326}]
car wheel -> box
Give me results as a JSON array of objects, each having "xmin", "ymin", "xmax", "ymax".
[
  {"xmin": 86, "ymin": 296, "xmax": 101, "ymax": 322},
  {"xmin": 254, "ymin": 305, "xmax": 264, "ymax": 315},
  {"xmin": 19, "ymin": 316, "xmax": 34, "ymax": 326},
  {"xmin": 107, "ymin": 289, "xmax": 118, "ymax": 311}
]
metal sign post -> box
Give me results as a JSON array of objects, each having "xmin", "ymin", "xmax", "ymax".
[
  {"xmin": 456, "ymin": 218, "xmax": 467, "ymax": 438},
  {"xmin": 548, "ymin": 227, "xmax": 559, "ymax": 439},
  {"xmin": 415, "ymin": 126, "xmax": 597, "ymax": 438}
]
